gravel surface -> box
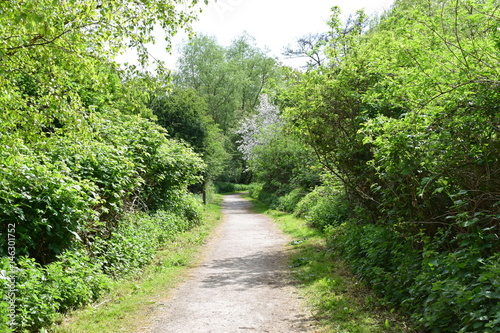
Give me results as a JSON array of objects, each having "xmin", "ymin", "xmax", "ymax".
[{"xmin": 142, "ymin": 193, "xmax": 317, "ymax": 332}]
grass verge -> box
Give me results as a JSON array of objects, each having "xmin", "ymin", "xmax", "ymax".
[
  {"xmin": 243, "ymin": 194, "xmax": 418, "ymax": 333},
  {"xmin": 50, "ymin": 195, "xmax": 224, "ymax": 333}
]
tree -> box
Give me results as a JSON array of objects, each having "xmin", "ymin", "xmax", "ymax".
[
  {"xmin": 237, "ymin": 95, "xmax": 320, "ymax": 204},
  {"xmin": 280, "ymin": 6, "xmax": 377, "ymax": 215},
  {"xmin": 0, "ymin": 0, "xmax": 202, "ymax": 144},
  {"xmin": 283, "ymin": 33, "xmax": 329, "ymax": 68},
  {"xmin": 175, "ymin": 33, "xmax": 280, "ymax": 183},
  {"xmin": 236, "ymin": 94, "xmax": 282, "ymax": 162},
  {"xmin": 149, "ymin": 87, "xmax": 229, "ymax": 183},
  {"xmin": 283, "ymin": 6, "xmax": 369, "ymax": 69},
  {"xmin": 175, "ymin": 33, "xmax": 279, "ymax": 133},
  {"xmin": 150, "ymin": 88, "xmax": 211, "ymax": 153}
]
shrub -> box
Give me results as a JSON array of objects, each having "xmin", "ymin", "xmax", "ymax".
[
  {"xmin": 328, "ymin": 223, "xmax": 420, "ymax": 305},
  {"xmin": 45, "ymin": 250, "xmax": 111, "ymax": 313},
  {"xmin": 294, "ymin": 186, "xmax": 349, "ymax": 230},
  {"xmin": 276, "ymin": 187, "xmax": 307, "ymax": 213},
  {"xmin": 248, "ymin": 183, "xmax": 263, "ymax": 200},
  {"xmin": 214, "ymin": 182, "xmax": 236, "ymax": 193},
  {"xmin": 0, "ymin": 250, "xmax": 110, "ymax": 332},
  {"xmin": 0, "ymin": 191, "xmax": 203, "ymax": 331},
  {"xmin": 94, "ymin": 194, "xmax": 203, "ymax": 278},
  {"xmin": 327, "ymin": 222, "xmax": 500, "ymax": 332},
  {"xmin": 43, "ymin": 138, "xmax": 140, "ymax": 219},
  {"xmin": 0, "ymin": 152, "xmax": 100, "ymax": 263},
  {"xmin": 408, "ymin": 236, "xmax": 500, "ymax": 332},
  {"xmin": 11, "ymin": 257, "xmax": 60, "ymax": 331}
]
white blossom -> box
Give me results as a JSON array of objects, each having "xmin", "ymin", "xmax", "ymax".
[{"xmin": 236, "ymin": 94, "xmax": 282, "ymax": 161}]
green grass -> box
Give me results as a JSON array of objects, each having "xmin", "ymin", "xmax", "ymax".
[
  {"xmin": 50, "ymin": 195, "xmax": 224, "ymax": 333},
  {"xmin": 243, "ymin": 194, "xmax": 418, "ymax": 333}
]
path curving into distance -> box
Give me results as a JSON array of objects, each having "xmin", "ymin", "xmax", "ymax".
[{"xmin": 142, "ymin": 193, "xmax": 316, "ymax": 332}]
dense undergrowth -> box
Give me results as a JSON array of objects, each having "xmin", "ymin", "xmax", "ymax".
[
  {"xmin": 240, "ymin": 1, "xmax": 500, "ymax": 332},
  {"xmin": 0, "ymin": 110, "xmax": 205, "ymax": 331},
  {"xmin": 0, "ymin": 2, "xmax": 211, "ymax": 330},
  {"xmin": 249, "ymin": 177, "xmax": 500, "ymax": 332}
]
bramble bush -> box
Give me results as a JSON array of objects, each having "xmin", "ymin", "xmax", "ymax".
[
  {"xmin": 276, "ymin": 187, "xmax": 307, "ymax": 213},
  {"xmin": 0, "ymin": 111, "xmax": 206, "ymax": 331},
  {"xmin": 0, "ymin": 250, "xmax": 110, "ymax": 332},
  {"xmin": 0, "ymin": 150, "xmax": 101, "ymax": 263},
  {"xmin": 0, "ymin": 192, "xmax": 204, "ymax": 332},
  {"xmin": 94, "ymin": 194, "xmax": 203, "ymax": 278},
  {"xmin": 327, "ymin": 221, "xmax": 500, "ymax": 332},
  {"xmin": 294, "ymin": 185, "xmax": 350, "ymax": 231}
]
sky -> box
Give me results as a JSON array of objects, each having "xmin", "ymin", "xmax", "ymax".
[{"xmin": 116, "ymin": 0, "xmax": 395, "ymax": 69}]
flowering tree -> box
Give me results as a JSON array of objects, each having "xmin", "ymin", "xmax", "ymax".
[{"xmin": 236, "ymin": 94, "xmax": 282, "ymax": 162}]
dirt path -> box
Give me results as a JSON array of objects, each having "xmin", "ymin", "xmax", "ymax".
[{"xmin": 142, "ymin": 193, "xmax": 316, "ymax": 332}]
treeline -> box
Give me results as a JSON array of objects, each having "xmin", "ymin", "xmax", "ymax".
[
  {"xmin": 0, "ymin": 1, "xmax": 283, "ymax": 330},
  {"xmin": 240, "ymin": 0, "xmax": 499, "ymax": 332},
  {"xmin": 0, "ymin": 1, "xmax": 208, "ymax": 331}
]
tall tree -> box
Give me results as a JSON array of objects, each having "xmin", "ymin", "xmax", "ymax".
[
  {"xmin": 0, "ymin": 0, "xmax": 202, "ymax": 144},
  {"xmin": 175, "ymin": 33, "xmax": 279, "ymax": 133},
  {"xmin": 149, "ymin": 87, "xmax": 229, "ymax": 182}
]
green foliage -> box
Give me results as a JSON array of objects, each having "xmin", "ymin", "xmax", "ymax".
[
  {"xmin": 248, "ymin": 123, "xmax": 321, "ymax": 207},
  {"xmin": 150, "ymin": 87, "xmax": 229, "ymax": 182},
  {"xmin": 0, "ymin": 1, "xmax": 210, "ymax": 331},
  {"xmin": 0, "ymin": 193, "xmax": 203, "ymax": 332},
  {"xmin": 270, "ymin": 1, "xmax": 500, "ymax": 332},
  {"xmin": 0, "ymin": 111, "xmax": 205, "ymax": 265},
  {"xmin": 294, "ymin": 185, "xmax": 350, "ymax": 230},
  {"xmin": 0, "ymin": 151, "xmax": 100, "ymax": 263},
  {"xmin": 93, "ymin": 197, "xmax": 202, "ymax": 278},
  {"xmin": 175, "ymin": 34, "xmax": 281, "ymax": 183},
  {"xmin": 43, "ymin": 137, "xmax": 140, "ymax": 220},
  {"xmin": 214, "ymin": 182, "xmax": 236, "ymax": 194},
  {"xmin": 150, "ymin": 88, "xmax": 211, "ymax": 153},
  {"xmin": 327, "ymin": 222, "xmax": 500, "ymax": 332},
  {"xmin": 327, "ymin": 223, "xmax": 420, "ymax": 306},
  {"xmin": 213, "ymin": 182, "xmax": 251, "ymax": 194},
  {"xmin": 176, "ymin": 33, "xmax": 279, "ymax": 133},
  {"xmin": 11, "ymin": 257, "xmax": 60, "ymax": 331},
  {"xmin": 0, "ymin": 0, "xmax": 200, "ymax": 65},
  {"xmin": 45, "ymin": 251, "xmax": 111, "ymax": 313},
  {"xmin": 276, "ymin": 188, "xmax": 307, "ymax": 213},
  {"xmin": 0, "ymin": 250, "xmax": 110, "ymax": 332}
]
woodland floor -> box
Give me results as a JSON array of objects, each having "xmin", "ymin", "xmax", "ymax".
[{"xmin": 138, "ymin": 193, "xmax": 317, "ymax": 332}]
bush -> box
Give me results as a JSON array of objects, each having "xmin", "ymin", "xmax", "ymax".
[
  {"xmin": 408, "ymin": 236, "xmax": 500, "ymax": 332},
  {"xmin": 43, "ymin": 138, "xmax": 140, "ymax": 219},
  {"xmin": 328, "ymin": 223, "xmax": 420, "ymax": 304},
  {"xmin": 0, "ymin": 251, "xmax": 110, "ymax": 332},
  {"xmin": 248, "ymin": 182, "xmax": 275, "ymax": 206},
  {"xmin": 294, "ymin": 186, "xmax": 349, "ymax": 230},
  {"xmin": 0, "ymin": 193, "xmax": 203, "ymax": 331},
  {"xmin": 276, "ymin": 187, "xmax": 307, "ymax": 213},
  {"xmin": 214, "ymin": 182, "xmax": 236, "ymax": 193},
  {"xmin": 94, "ymin": 194, "xmax": 203, "ymax": 278},
  {"xmin": 327, "ymin": 222, "xmax": 500, "ymax": 332},
  {"xmin": 0, "ymin": 152, "xmax": 100, "ymax": 263}
]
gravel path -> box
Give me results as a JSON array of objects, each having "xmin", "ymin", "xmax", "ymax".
[{"xmin": 144, "ymin": 193, "xmax": 316, "ymax": 332}]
